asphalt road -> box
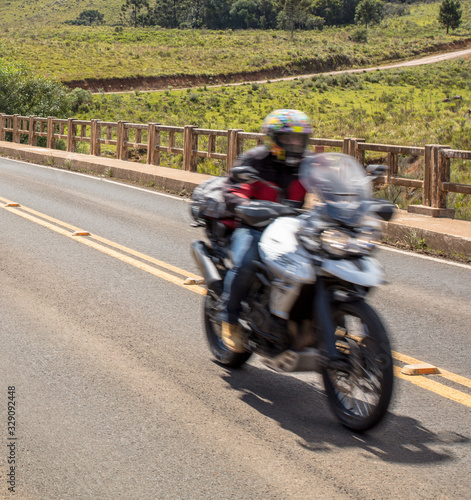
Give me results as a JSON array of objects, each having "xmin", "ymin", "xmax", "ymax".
[{"xmin": 1, "ymin": 158, "xmax": 470, "ymax": 499}]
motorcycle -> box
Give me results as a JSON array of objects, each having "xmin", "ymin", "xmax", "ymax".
[{"xmin": 190, "ymin": 153, "xmax": 395, "ymax": 431}]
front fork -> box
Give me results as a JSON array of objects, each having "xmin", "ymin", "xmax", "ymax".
[{"xmin": 313, "ymin": 277, "xmax": 344, "ymax": 365}]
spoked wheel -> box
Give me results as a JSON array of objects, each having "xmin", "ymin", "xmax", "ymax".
[
  {"xmin": 204, "ymin": 295, "xmax": 252, "ymax": 368},
  {"xmin": 322, "ymin": 301, "xmax": 393, "ymax": 432}
]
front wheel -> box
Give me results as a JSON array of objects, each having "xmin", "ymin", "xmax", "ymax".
[
  {"xmin": 322, "ymin": 301, "xmax": 393, "ymax": 432},
  {"xmin": 204, "ymin": 295, "xmax": 252, "ymax": 368}
]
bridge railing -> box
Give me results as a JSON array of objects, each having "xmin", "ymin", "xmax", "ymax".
[{"xmin": 0, "ymin": 112, "xmax": 469, "ymax": 217}]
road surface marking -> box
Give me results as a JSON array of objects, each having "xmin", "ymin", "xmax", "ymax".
[
  {"xmin": 0, "ymin": 196, "xmax": 206, "ymax": 295},
  {"xmin": 0, "ymin": 195, "xmax": 202, "ymax": 278},
  {"xmin": 393, "ymin": 367, "xmax": 471, "ymax": 408},
  {"xmin": 380, "ymin": 245, "xmax": 471, "ymax": 270},
  {"xmin": 393, "ymin": 351, "xmax": 471, "ymax": 390},
  {"xmin": 3, "ymin": 196, "xmax": 471, "ymax": 406},
  {"xmin": 2, "ymin": 158, "xmax": 469, "ymax": 270}
]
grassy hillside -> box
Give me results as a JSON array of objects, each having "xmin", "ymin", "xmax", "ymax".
[
  {"xmin": 0, "ymin": 0, "xmax": 470, "ymax": 218},
  {"xmin": 78, "ymin": 58, "xmax": 471, "ymax": 145},
  {"xmin": 0, "ymin": 0, "xmax": 121, "ymax": 28},
  {"xmin": 0, "ymin": 2, "xmax": 470, "ymax": 82},
  {"xmin": 70, "ymin": 58, "xmax": 471, "ymax": 218}
]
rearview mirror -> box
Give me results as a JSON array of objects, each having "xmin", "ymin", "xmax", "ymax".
[{"xmin": 366, "ymin": 164, "xmax": 388, "ymax": 177}]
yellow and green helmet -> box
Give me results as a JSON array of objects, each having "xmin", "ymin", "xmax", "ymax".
[{"xmin": 261, "ymin": 109, "xmax": 312, "ymax": 165}]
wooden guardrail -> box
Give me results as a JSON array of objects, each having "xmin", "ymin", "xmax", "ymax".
[{"xmin": 0, "ymin": 113, "xmax": 470, "ymax": 216}]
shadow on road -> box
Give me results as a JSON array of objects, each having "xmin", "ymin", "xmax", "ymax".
[{"xmin": 220, "ymin": 363, "xmax": 470, "ymax": 465}]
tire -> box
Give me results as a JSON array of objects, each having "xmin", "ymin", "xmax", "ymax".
[
  {"xmin": 204, "ymin": 295, "xmax": 252, "ymax": 368},
  {"xmin": 322, "ymin": 300, "xmax": 393, "ymax": 432}
]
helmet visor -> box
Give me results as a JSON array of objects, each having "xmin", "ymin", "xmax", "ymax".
[{"xmin": 276, "ymin": 133, "xmax": 309, "ymax": 155}]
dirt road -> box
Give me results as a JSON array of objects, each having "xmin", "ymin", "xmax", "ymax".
[{"xmin": 77, "ymin": 44, "xmax": 471, "ymax": 94}]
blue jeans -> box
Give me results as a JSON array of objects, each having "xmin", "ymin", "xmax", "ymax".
[{"xmin": 219, "ymin": 227, "xmax": 262, "ymax": 324}]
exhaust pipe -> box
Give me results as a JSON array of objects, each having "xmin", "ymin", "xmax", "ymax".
[
  {"xmin": 263, "ymin": 348, "xmax": 324, "ymax": 373},
  {"xmin": 191, "ymin": 240, "xmax": 223, "ymax": 295}
]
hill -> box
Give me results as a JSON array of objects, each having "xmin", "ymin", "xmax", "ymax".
[
  {"xmin": 0, "ymin": 0, "xmax": 470, "ymax": 89},
  {"xmin": 0, "ymin": 0, "xmax": 121, "ymax": 28}
]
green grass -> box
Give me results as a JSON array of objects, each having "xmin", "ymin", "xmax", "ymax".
[
  {"xmin": 0, "ymin": 0, "xmax": 470, "ymax": 82},
  {"xmin": 0, "ymin": 0, "xmax": 122, "ymax": 27},
  {"xmin": 78, "ymin": 58, "xmax": 471, "ymax": 145},
  {"xmin": 71, "ymin": 57, "xmax": 471, "ymax": 218},
  {"xmin": 1, "ymin": 0, "xmax": 471, "ymax": 217}
]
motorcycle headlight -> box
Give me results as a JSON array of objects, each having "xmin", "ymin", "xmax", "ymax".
[
  {"xmin": 355, "ymin": 227, "xmax": 379, "ymax": 254},
  {"xmin": 320, "ymin": 228, "xmax": 378, "ymax": 257},
  {"xmin": 320, "ymin": 229, "xmax": 351, "ymax": 256}
]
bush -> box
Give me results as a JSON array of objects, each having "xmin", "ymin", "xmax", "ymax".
[
  {"xmin": 351, "ymin": 27, "xmax": 368, "ymax": 43},
  {"xmin": 67, "ymin": 87, "xmax": 93, "ymax": 113},
  {"xmin": 0, "ymin": 60, "xmax": 70, "ymax": 117},
  {"xmin": 65, "ymin": 9, "xmax": 105, "ymax": 26}
]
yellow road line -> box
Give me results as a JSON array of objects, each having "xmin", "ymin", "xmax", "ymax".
[
  {"xmin": 3, "ymin": 196, "xmax": 471, "ymax": 406},
  {"xmin": 393, "ymin": 351, "xmax": 471, "ymax": 390},
  {"xmin": 0, "ymin": 196, "xmax": 201, "ymax": 279},
  {"xmin": 1, "ymin": 198, "xmax": 205, "ymax": 295},
  {"xmin": 393, "ymin": 366, "xmax": 471, "ymax": 407}
]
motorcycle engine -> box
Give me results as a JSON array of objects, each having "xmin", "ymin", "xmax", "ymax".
[{"xmin": 244, "ymin": 300, "xmax": 290, "ymax": 351}]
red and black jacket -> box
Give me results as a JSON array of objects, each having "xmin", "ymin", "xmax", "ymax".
[{"xmin": 224, "ymin": 146, "xmax": 307, "ymax": 215}]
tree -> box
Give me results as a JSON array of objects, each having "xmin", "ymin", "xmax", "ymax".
[
  {"xmin": 354, "ymin": 0, "xmax": 383, "ymax": 28},
  {"xmin": 183, "ymin": 0, "xmax": 207, "ymax": 28},
  {"xmin": 120, "ymin": 0, "xmax": 150, "ymax": 27},
  {"xmin": 258, "ymin": 0, "xmax": 277, "ymax": 29},
  {"xmin": 151, "ymin": 0, "xmax": 186, "ymax": 28},
  {"xmin": 311, "ymin": 0, "xmax": 343, "ymax": 26},
  {"xmin": 0, "ymin": 61, "xmax": 69, "ymax": 117},
  {"xmin": 438, "ymin": 0, "xmax": 462, "ymax": 34},
  {"xmin": 278, "ymin": 0, "xmax": 310, "ymax": 37},
  {"xmin": 202, "ymin": 0, "xmax": 233, "ymax": 28},
  {"xmin": 230, "ymin": 0, "xmax": 262, "ymax": 28},
  {"xmin": 65, "ymin": 9, "xmax": 104, "ymax": 26},
  {"xmin": 341, "ymin": 0, "xmax": 359, "ymax": 25}
]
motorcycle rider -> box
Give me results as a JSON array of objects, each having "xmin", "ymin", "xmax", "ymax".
[{"xmin": 219, "ymin": 109, "xmax": 313, "ymax": 353}]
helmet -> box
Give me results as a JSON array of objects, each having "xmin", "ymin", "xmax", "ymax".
[{"xmin": 261, "ymin": 109, "xmax": 312, "ymax": 166}]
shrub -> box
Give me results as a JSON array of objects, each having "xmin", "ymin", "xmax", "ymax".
[
  {"xmin": 67, "ymin": 87, "xmax": 93, "ymax": 113},
  {"xmin": 351, "ymin": 27, "xmax": 368, "ymax": 43},
  {"xmin": 65, "ymin": 10, "xmax": 105, "ymax": 26},
  {"xmin": 0, "ymin": 60, "xmax": 70, "ymax": 117}
]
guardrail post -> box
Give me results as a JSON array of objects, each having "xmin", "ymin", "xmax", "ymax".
[
  {"xmin": 430, "ymin": 144, "xmax": 451, "ymax": 209},
  {"xmin": 354, "ymin": 139, "xmax": 365, "ymax": 165},
  {"xmin": 438, "ymin": 147, "xmax": 451, "ymax": 210},
  {"xmin": 154, "ymin": 125, "xmax": 161, "ymax": 166},
  {"xmin": 343, "ymin": 138, "xmax": 365, "ymax": 164},
  {"xmin": 67, "ymin": 118, "xmax": 77, "ymax": 152},
  {"xmin": 147, "ymin": 123, "xmax": 159, "ymax": 165},
  {"xmin": 431, "ymin": 145, "xmax": 440, "ymax": 209},
  {"xmin": 0, "ymin": 114, "xmax": 4, "ymax": 141},
  {"xmin": 12, "ymin": 114, "xmax": 20, "ymax": 143},
  {"xmin": 47, "ymin": 117, "xmax": 56, "ymax": 149},
  {"xmin": 28, "ymin": 116, "xmax": 36, "ymax": 146},
  {"xmin": 387, "ymin": 152, "xmax": 398, "ymax": 185},
  {"xmin": 183, "ymin": 125, "xmax": 197, "ymax": 172},
  {"xmin": 117, "ymin": 121, "xmax": 128, "ymax": 160},
  {"xmin": 90, "ymin": 119, "xmax": 101, "ymax": 156},
  {"xmin": 343, "ymin": 138, "xmax": 351, "ymax": 155},
  {"xmin": 226, "ymin": 129, "xmax": 243, "ymax": 173},
  {"xmin": 424, "ymin": 145, "xmax": 433, "ymax": 206}
]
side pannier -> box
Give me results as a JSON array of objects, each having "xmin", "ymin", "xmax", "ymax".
[{"xmin": 191, "ymin": 176, "xmax": 233, "ymax": 220}]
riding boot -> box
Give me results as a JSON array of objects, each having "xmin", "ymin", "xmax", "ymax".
[{"xmin": 221, "ymin": 322, "xmax": 245, "ymax": 353}]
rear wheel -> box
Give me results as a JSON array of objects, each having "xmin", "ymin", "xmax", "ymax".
[
  {"xmin": 204, "ymin": 295, "xmax": 252, "ymax": 368},
  {"xmin": 322, "ymin": 301, "xmax": 393, "ymax": 432}
]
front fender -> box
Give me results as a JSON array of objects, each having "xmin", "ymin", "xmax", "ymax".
[{"xmin": 321, "ymin": 257, "xmax": 384, "ymax": 287}]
